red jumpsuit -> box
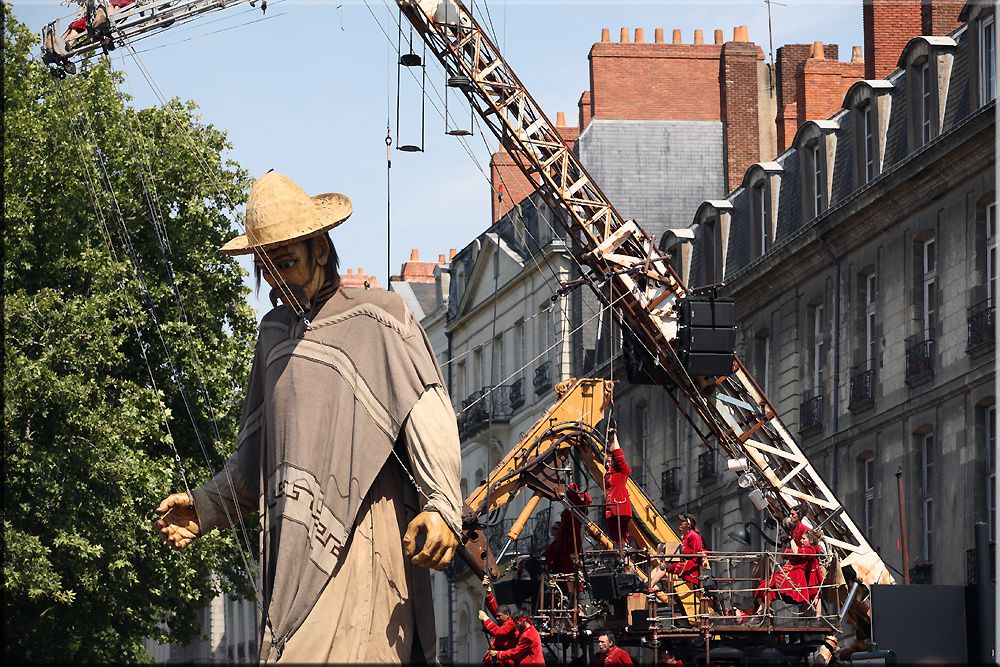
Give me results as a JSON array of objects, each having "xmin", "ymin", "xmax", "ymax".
[
  {"xmin": 69, "ymin": 0, "xmax": 134, "ymax": 32},
  {"xmin": 755, "ymin": 544, "xmax": 822, "ymax": 603},
  {"xmin": 543, "ymin": 485, "xmax": 590, "ymax": 574},
  {"xmin": 597, "ymin": 645, "xmax": 635, "ymax": 665},
  {"xmin": 604, "ymin": 449, "xmax": 632, "ymax": 545},
  {"xmin": 497, "ymin": 621, "xmax": 545, "ymax": 665},
  {"xmin": 790, "ymin": 521, "xmax": 807, "ymax": 547},
  {"xmin": 667, "ymin": 529, "xmax": 704, "ymax": 587},
  {"xmin": 482, "ymin": 591, "xmax": 520, "ymax": 665}
]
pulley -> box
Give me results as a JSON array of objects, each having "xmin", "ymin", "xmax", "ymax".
[{"xmin": 395, "ymin": 9, "xmax": 426, "ymax": 153}]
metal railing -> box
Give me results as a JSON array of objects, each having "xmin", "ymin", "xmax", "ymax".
[
  {"xmin": 661, "ymin": 466, "xmax": 681, "ymax": 505},
  {"xmin": 798, "ymin": 393, "xmax": 824, "ymax": 432},
  {"xmin": 967, "ymin": 300, "xmax": 995, "ymax": 351},
  {"xmin": 533, "ymin": 360, "xmax": 552, "ymax": 394},
  {"xmin": 458, "ymin": 384, "xmax": 522, "ymax": 439},
  {"xmin": 510, "ymin": 377, "xmax": 525, "ymax": 411},
  {"xmin": 697, "ymin": 451, "xmax": 718, "ymax": 484},
  {"xmin": 849, "ymin": 368, "xmax": 875, "ymax": 408},
  {"xmin": 905, "ymin": 333, "xmax": 935, "ymax": 383}
]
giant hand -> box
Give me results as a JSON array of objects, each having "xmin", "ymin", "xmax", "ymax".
[
  {"xmin": 404, "ymin": 511, "xmax": 457, "ymax": 570},
  {"xmin": 154, "ymin": 492, "xmax": 201, "ymax": 550}
]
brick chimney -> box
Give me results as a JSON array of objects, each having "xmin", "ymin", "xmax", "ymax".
[
  {"xmin": 587, "ymin": 26, "xmax": 725, "ymax": 121},
  {"xmin": 775, "ymin": 43, "xmax": 839, "ymax": 152},
  {"xmin": 393, "ymin": 248, "xmax": 448, "ymax": 284},
  {"xmin": 863, "ymin": 0, "xmax": 922, "ymax": 80},
  {"xmin": 720, "ymin": 28, "xmax": 765, "ymax": 191},
  {"xmin": 796, "ymin": 42, "xmax": 865, "ymax": 128},
  {"xmin": 490, "ymin": 149, "xmax": 538, "ymax": 223},
  {"xmin": 340, "ymin": 266, "xmax": 382, "ymax": 289},
  {"xmin": 921, "ymin": 0, "xmax": 965, "ymax": 36}
]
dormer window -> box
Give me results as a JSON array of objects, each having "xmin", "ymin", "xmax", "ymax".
[
  {"xmin": 693, "ymin": 200, "xmax": 732, "ymax": 285},
  {"xmin": 860, "ymin": 101, "xmax": 876, "ymax": 183},
  {"xmin": 980, "ymin": 14, "xmax": 996, "ymax": 106},
  {"xmin": 702, "ymin": 216, "xmax": 720, "ymax": 284},
  {"xmin": 918, "ymin": 60, "xmax": 933, "ymax": 145},
  {"xmin": 752, "ymin": 182, "xmax": 768, "ymax": 258},
  {"xmin": 811, "ymin": 141, "xmax": 825, "ymax": 216}
]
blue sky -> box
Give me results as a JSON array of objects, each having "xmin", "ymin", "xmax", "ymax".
[{"xmin": 14, "ymin": 1, "xmax": 862, "ymax": 315}]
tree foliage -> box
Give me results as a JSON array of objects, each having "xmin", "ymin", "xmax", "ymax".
[{"xmin": 4, "ymin": 10, "xmax": 259, "ymax": 662}]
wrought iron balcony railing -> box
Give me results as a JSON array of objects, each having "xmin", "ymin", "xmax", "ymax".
[
  {"xmin": 905, "ymin": 333, "xmax": 935, "ymax": 384},
  {"xmin": 533, "ymin": 360, "xmax": 552, "ymax": 394},
  {"xmin": 697, "ymin": 451, "xmax": 718, "ymax": 485},
  {"xmin": 661, "ymin": 466, "xmax": 681, "ymax": 506},
  {"xmin": 509, "ymin": 377, "xmax": 525, "ymax": 411},
  {"xmin": 967, "ymin": 300, "xmax": 995, "ymax": 352},
  {"xmin": 457, "ymin": 384, "xmax": 522, "ymax": 439},
  {"xmin": 799, "ymin": 393, "xmax": 824, "ymax": 433},
  {"xmin": 849, "ymin": 368, "xmax": 875, "ymax": 409}
]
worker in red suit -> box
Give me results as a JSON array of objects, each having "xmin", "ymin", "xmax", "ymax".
[
  {"xmin": 755, "ymin": 529, "xmax": 823, "ymax": 607},
  {"xmin": 480, "ymin": 576, "xmax": 520, "ymax": 664},
  {"xmin": 489, "ymin": 608, "xmax": 544, "ymax": 665},
  {"xmin": 543, "ymin": 483, "xmax": 591, "ymax": 574},
  {"xmin": 603, "ymin": 434, "xmax": 633, "ymax": 549},
  {"xmin": 595, "ymin": 631, "xmax": 633, "ymax": 666},
  {"xmin": 647, "ymin": 513, "xmax": 704, "ymax": 591}
]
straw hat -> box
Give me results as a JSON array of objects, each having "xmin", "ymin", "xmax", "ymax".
[{"xmin": 220, "ymin": 171, "xmax": 353, "ymax": 256}]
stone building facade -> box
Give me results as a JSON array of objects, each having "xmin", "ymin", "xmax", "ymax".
[{"xmin": 660, "ymin": 0, "xmax": 995, "ymax": 586}]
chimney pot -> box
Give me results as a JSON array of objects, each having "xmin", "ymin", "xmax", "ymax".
[
  {"xmin": 449, "ymin": 248, "xmax": 457, "ymax": 258},
  {"xmin": 620, "ymin": 27, "xmax": 630, "ymax": 43},
  {"xmin": 347, "ymin": 268, "xmax": 353, "ymax": 275},
  {"xmin": 851, "ymin": 45, "xmax": 863, "ymax": 63},
  {"xmin": 601, "ymin": 27, "xmax": 610, "ymax": 42},
  {"xmin": 438, "ymin": 253, "xmax": 446, "ymax": 263},
  {"xmin": 654, "ymin": 27, "xmax": 664, "ymax": 43},
  {"xmin": 357, "ymin": 266, "xmax": 364, "ymax": 274},
  {"xmin": 556, "ymin": 111, "xmax": 566, "ymax": 127},
  {"xmin": 810, "ymin": 40, "xmax": 825, "ymax": 59},
  {"xmin": 714, "ymin": 28, "xmax": 723, "ymax": 44},
  {"xmin": 634, "ymin": 28, "xmax": 644, "ymax": 43},
  {"xmin": 409, "ymin": 248, "xmax": 419, "ymax": 261},
  {"xmin": 694, "ymin": 29, "xmax": 704, "ymax": 44},
  {"xmin": 672, "ymin": 28, "xmax": 682, "ymax": 44}
]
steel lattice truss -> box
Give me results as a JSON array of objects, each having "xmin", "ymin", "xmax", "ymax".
[{"xmin": 398, "ymin": 0, "xmax": 892, "ymax": 588}]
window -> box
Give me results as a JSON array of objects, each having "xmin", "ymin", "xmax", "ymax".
[
  {"xmin": 812, "ymin": 303, "xmax": 825, "ymax": 393},
  {"xmin": 987, "ymin": 405, "xmax": 997, "ymax": 536},
  {"xmin": 754, "ymin": 331, "xmax": 770, "ymax": 393},
  {"xmin": 919, "ymin": 61, "xmax": 933, "ymax": 145},
  {"xmin": 861, "ymin": 455, "xmax": 875, "ymax": 538},
  {"xmin": 515, "ymin": 320, "xmax": 526, "ymax": 381},
  {"xmin": 457, "ymin": 360, "xmax": 467, "ymax": 400},
  {"xmin": 753, "ymin": 183, "xmax": 768, "ymax": 258},
  {"xmin": 922, "ymin": 238, "xmax": 937, "ymax": 337},
  {"xmin": 861, "ymin": 102, "xmax": 876, "ymax": 183},
  {"xmin": 921, "ymin": 432, "xmax": 934, "ymax": 562},
  {"xmin": 865, "ymin": 272, "xmax": 877, "ymax": 369},
  {"xmin": 495, "ymin": 333, "xmax": 505, "ymax": 383},
  {"xmin": 546, "ymin": 308, "xmax": 556, "ymax": 367},
  {"xmin": 980, "ymin": 15, "xmax": 996, "ymax": 106},
  {"xmin": 702, "ymin": 218, "xmax": 719, "ymax": 284},
  {"xmin": 812, "ymin": 142, "xmax": 824, "ymax": 217},
  {"xmin": 474, "ymin": 347, "xmax": 484, "ymax": 390},
  {"xmin": 988, "ymin": 203, "xmax": 997, "ymax": 306}
]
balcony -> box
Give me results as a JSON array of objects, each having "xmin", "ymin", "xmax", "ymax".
[
  {"xmin": 697, "ymin": 451, "xmax": 718, "ymax": 485},
  {"xmin": 661, "ymin": 466, "xmax": 681, "ymax": 507},
  {"xmin": 457, "ymin": 384, "xmax": 522, "ymax": 440},
  {"xmin": 909, "ymin": 560, "xmax": 933, "ymax": 585},
  {"xmin": 849, "ymin": 368, "xmax": 875, "ymax": 410},
  {"xmin": 798, "ymin": 393, "xmax": 824, "ymax": 433},
  {"xmin": 967, "ymin": 300, "xmax": 995, "ymax": 352},
  {"xmin": 905, "ymin": 333, "xmax": 935, "ymax": 385},
  {"xmin": 533, "ymin": 360, "xmax": 553, "ymax": 394},
  {"xmin": 966, "ymin": 543, "xmax": 996, "ymax": 584}
]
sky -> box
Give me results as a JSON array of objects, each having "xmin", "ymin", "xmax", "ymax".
[{"xmin": 14, "ymin": 0, "xmax": 863, "ymax": 316}]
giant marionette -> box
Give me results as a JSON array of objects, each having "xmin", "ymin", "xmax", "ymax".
[{"xmin": 154, "ymin": 171, "xmax": 462, "ymax": 663}]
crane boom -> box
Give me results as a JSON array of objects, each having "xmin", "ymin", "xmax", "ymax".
[{"xmin": 397, "ymin": 0, "xmax": 893, "ymax": 590}]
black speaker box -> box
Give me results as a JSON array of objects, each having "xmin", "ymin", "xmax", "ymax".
[
  {"xmin": 679, "ymin": 297, "xmax": 735, "ymax": 328},
  {"xmin": 680, "ymin": 351, "xmax": 735, "ymax": 377},
  {"xmin": 678, "ymin": 326, "xmax": 737, "ymax": 352},
  {"xmin": 492, "ymin": 579, "xmax": 537, "ymax": 607}
]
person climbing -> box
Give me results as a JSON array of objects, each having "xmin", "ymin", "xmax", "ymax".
[{"xmin": 603, "ymin": 433, "xmax": 632, "ymax": 550}]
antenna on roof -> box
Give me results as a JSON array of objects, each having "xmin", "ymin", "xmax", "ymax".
[{"xmin": 764, "ymin": 0, "xmax": 787, "ymax": 98}]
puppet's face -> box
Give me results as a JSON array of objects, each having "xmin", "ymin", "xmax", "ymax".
[{"xmin": 254, "ymin": 237, "xmax": 328, "ymax": 302}]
